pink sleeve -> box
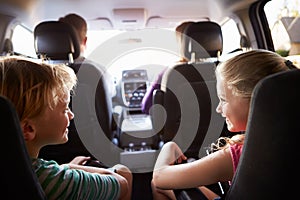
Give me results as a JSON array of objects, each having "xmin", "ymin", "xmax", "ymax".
[{"xmin": 229, "ymin": 144, "xmax": 243, "ymax": 173}]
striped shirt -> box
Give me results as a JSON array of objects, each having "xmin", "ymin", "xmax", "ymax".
[{"xmin": 32, "ymin": 158, "xmax": 120, "ymax": 200}]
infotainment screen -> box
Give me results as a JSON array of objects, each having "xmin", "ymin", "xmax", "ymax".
[
  {"xmin": 123, "ymin": 82, "xmax": 147, "ymax": 108},
  {"xmin": 121, "ymin": 69, "xmax": 148, "ymax": 108}
]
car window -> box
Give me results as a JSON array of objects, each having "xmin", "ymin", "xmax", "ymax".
[
  {"xmin": 11, "ymin": 24, "xmax": 36, "ymax": 58},
  {"xmin": 85, "ymin": 28, "xmax": 181, "ymax": 82},
  {"xmin": 221, "ymin": 18, "xmax": 241, "ymax": 55},
  {"xmin": 86, "ymin": 19, "xmax": 242, "ymax": 82},
  {"xmin": 265, "ymin": 0, "xmax": 300, "ymax": 67}
]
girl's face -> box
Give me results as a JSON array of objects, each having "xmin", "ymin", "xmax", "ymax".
[
  {"xmin": 33, "ymin": 92, "xmax": 74, "ymax": 147},
  {"xmin": 216, "ymin": 74, "xmax": 250, "ymax": 132}
]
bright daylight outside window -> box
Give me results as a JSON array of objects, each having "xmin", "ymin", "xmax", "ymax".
[
  {"xmin": 86, "ymin": 22, "xmax": 242, "ymax": 82},
  {"xmin": 221, "ymin": 19, "xmax": 241, "ymax": 55},
  {"xmin": 86, "ymin": 28, "xmax": 181, "ymax": 82},
  {"xmin": 11, "ymin": 24, "xmax": 36, "ymax": 58},
  {"xmin": 219, "ymin": 18, "xmax": 242, "ymax": 62},
  {"xmin": 265, "ymin": 0, "xmax": 300, "ymax": 67}
]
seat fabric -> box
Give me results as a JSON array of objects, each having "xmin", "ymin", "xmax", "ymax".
[
  {"xmin": 34, "ymin": 21, "xmax": 115, "ymax": 164},
  {"xmin": 0, "ymin": 95, "xmax": 46, "ymax": 199},
  {"xmin": 225, "ymin": 69, "xmax": 300, "ymax": 199},
  {"xmin": 152, "ymin": 21, "xmax": 226, "ymax": 159}
]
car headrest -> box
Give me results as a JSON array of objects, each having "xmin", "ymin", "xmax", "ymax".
[
  {"xmin": 34, "ymin": 21, "xmax": 80, "ymax": 61},
  {"xmin": 2, "ymin": 38, "xmax": 14, "ymax": 55},
  {"xmin": 182, "ymin": 21, "xmax": 223, "ymax": 60}
]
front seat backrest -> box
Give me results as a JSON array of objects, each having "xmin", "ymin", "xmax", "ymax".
[
  {"xmin": 225, "ymin": 69, "xmax": 300, "ymax": 199},
  {"xmin": 152, "ymin": 21, "xmax": 225, "ymax": 159},
  {"xmin": 0, "ymin": 95, "xmax": 46, "ymax": 199},
  {"xmin": 34, "ymin": 21, "xmax": 115, "ymax": 164}
]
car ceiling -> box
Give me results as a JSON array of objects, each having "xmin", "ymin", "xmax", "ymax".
[{"xmin": 0, "ymin": 0, "xmax": 259, "ymax": 31}]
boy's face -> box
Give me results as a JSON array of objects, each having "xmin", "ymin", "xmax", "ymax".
[{"xmin": 32, "ymin": 92, "xmax": 74, "ymax": 147}]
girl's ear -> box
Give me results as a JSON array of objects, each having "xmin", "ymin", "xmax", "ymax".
[{"xmin": 21, "ymin": 119, "xmax": 36, "ymax": 141}]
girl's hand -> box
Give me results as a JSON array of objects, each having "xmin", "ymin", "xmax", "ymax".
[
  {"xmin": 168, "ymin": 142, "xmax": 187, "ymax": 165},
  {"xmin": 155, "ymin": 141, "xmax": 187, "ymax": 169}
]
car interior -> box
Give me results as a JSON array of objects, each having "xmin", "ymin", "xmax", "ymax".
[{"xmin": 0, "ymin": 0, "xmax": 299, "ymax": 199}]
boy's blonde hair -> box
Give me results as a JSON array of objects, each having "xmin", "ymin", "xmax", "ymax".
[{"xmin": 0, "ymin": 56, "xmax": 77, "ymax": 121}]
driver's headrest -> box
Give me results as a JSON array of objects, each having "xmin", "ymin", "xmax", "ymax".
[
  {"xmin": 34, "ymin": 21, "xmax": 80, "ymax": 62},
  {"xmin": 182, "ymin": 21, "xmax": 223, "ymax": 60}
]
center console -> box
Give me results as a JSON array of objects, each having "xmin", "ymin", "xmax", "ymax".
[
  {"xmin": 117, "ymin": 69, "xmax": 161, "ymax": 172},
  {"xmin": 121, "ymin": 69, "xmax": 148, "ymax": 109}
]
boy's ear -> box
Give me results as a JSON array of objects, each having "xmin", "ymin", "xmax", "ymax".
[
  {"xmin": 21, "ymin": 119, "xmax": 36, "ymax": 141},
  {"xmin": 83, "ymin": 36, "xmax": 87, "ymax": 45}
]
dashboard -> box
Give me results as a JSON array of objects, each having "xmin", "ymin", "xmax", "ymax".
[{"xmin": 121, "ymin": 69, "xmax": 148, "ymax": 109}]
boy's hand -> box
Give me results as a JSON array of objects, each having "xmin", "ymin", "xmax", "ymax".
[{"xmin": 69, "ymin": 156, "xmax": 91, "ymax": 165}]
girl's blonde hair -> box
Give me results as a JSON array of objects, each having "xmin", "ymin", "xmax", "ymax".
[
  {"xmin": 216, "ymin": 49, "xmax": 292, "ymax": 98},
  {"xmin": 212, "ymin": 49, "xmax": 293, "ymax": 150},
  {"xmin": 0, "ymin": 56, "xmax": 77, "ymax": 121}
]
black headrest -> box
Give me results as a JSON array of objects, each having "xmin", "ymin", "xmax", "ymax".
[
  {"xmin": 182, "ymin": 21, "xmax": 223, "ymax": 59},
  {"xmin": 34, "ymin": 21, "xmax": 80, "ymax": 61},
  {"xmin": 2, "ymin": 38, "xmax": 14, "ymax": 55}
]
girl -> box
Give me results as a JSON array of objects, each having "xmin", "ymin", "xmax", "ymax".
[{"xmin": 151, "ymin": 49, "xmax": 296, "ymax": 200}]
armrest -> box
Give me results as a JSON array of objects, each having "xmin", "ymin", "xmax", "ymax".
[
  {"xmin": 152, "ymin": 89, "xmax": 164, "ymax": 106},
  {"xmin": 174, "ymin": 188, "xmax": 208, "ymax": 200},
  {"xmin": 112, "ymin": 105, "xmax": 124, "ymax": 144},
  {"xmin": 112, "ymin": 105, "xmax": 123, "ymax": 126}
]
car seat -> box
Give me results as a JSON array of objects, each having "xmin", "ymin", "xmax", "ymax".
[
  {"xmin": 34, "ymin": 21, "xmax": 118, "ymax": 165},
  {"xmin": 225, "ymin": 69, "xmax": 300, "ymax": 199},
  {"xmin": 0, "ymin": 95, "xmax": 46, "ymax": 199},
  {"xmin": 152, "ymin": 21, "xmax": 226, "ymax": 159}
]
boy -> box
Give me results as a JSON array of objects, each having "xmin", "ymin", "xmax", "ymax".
[{"xmin": 0, "ymin": 56, "xmax": 131, "ymax": 200}]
